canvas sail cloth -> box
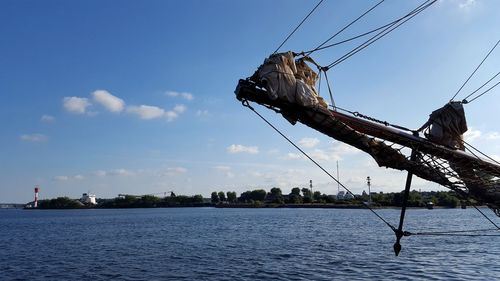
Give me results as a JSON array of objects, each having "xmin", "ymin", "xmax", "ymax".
[
  {"xmin": 236, "ymin": 52, "xmax": 500, "ymax": 216},
  {"xmin": 423, "ymin": 101, "xmax": 467, "ymax": 150},
  {"xmin": 253, "ymin": 51, "xmax": 328, "ymax": 109}
]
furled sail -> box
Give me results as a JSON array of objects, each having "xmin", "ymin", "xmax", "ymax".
[{"xmin": 235, "ymin": 52, "xmax": 500, "ymax": 216}]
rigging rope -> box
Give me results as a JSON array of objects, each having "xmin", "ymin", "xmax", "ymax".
[
  {"xmin": 305, "ymin": 0, "xmax": 385, "ymax": 57},
  {"xmin": 240, "ymin": 99, "xmax": 397, "ymax": 232},
  {"xmin": 325, "ymin": 0, "xmax": 437, "ymax": 70},
  {"xmin": 240, "ymin": 99, "xmax": 500, "ymax": 240},
  {"xmin": 273, "ymin": 0, "xmax": 324, "ymax": 54},
  {"xmin": 462, "ymin": 71, "xmax": 500, "ymax": 103},
  {"xmin": 473, "ymin": 205, "xmax": 500, "ymax": 230},
  {"xmin": 463, "ymin": 139, "xmax": 500, "ymax": 166},
  {"xmin": 450, "ymin": 39, "xmax": 500, "ymax": 101},
  {"xmin": 465, "ymin": 79, "xmax": 500, "ymax": 104}
]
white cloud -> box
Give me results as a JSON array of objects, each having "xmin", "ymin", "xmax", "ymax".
[
  {"xmin": 196, "ymin": 110, "xmax": 210, "ymax": 117},
  {"xmin": 53, "ymin": 176, "xmax": 69, "ymax": 181},
  {"xmin": 284, "ymin": 142, "xmax": 359, "ymax": 162},
  {"xmin": 127, "ymin": 104, "xmax": 186, "ymax": 121},
  {"xmin": 459, "ymin": 0, "xmax": 476, "ymax": 9},
  {"xmin": 159, "ymin": 167, "xmax": 188, "ymax": 177},
  {"xmin": 214, "ymin": 165, "xmax": 231, "ymax": 171},
  {"xmin": 227, "ymin": 144, "xmax": 259, "ymax": 154},
  {"xmin": 95, "ymin": 170, "xmax": 107, "ymax": 177},
  {"xmin": 298, "ymin": 137, "xmax": 320, "ymax": 148},
  {"xmin": 464, "ymin": 128, "xmax": 482, "ymax": 143},
  {"xmin": 108, "ymin": 169, "xmax": 135, "ymax": 176},
  {"xmin": 165, "ymin": 91, "xmax": 194, "ymax": 101},
  {"xmin": 41, "ymin": 115, "xmax": 55, "ymax": 123},
  {"xmin": 164, "ymin": 111, "xmax": 179, "ymax": 122},
  {"xmin": 285, "ymin": 153, "xmax": 303, "ymax": 160},
  {"xmin": 53, "ymin": 174, "xmax": 85, "ymax": 181},
  {"xmin": 127, "ymin": 105, "xmax": 166, "ymax": 120},
  {"xmin": 173, "ymin": 104, "xmax": 186, "ymax": 113},
  {"xmin": 485, "ymin": 132, "xmax": 500, "ymax": 140},
  {"xmin": 63, "ymin": 97, "xmax": 91, "ymax": 114},
  {"xmin": 20, "ymin": 134, "xmax": 48, "ymax": 142},
  {"xmin": 92, "ymin": 90, "xmax": 125, "ymax": 112},
  {"xmin": 213, "ymin": 166, "xmax": 234, "ymax": 178}
]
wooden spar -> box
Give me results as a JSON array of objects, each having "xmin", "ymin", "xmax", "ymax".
[{"xmin": 235, "ymin": 79, "xmax": 500, "ymax": 215}]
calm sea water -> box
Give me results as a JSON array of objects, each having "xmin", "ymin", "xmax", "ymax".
[{"xmin": 1, "ymin": 207, "xmax": 499, "ymax": 280}]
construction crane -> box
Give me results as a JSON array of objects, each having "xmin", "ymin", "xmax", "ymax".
[{"xmin": 118, "ymin": 191, "xmax": 175, "ymax": 198}]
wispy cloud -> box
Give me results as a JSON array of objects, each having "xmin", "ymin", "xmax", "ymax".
[
  {"xmin": 126, "ymin": 104, "xmax": 186, "ymax": 121},
  {"xmin": 127, "ymin": 105, "xmax": 165, "ymax": 120},
  {"xmin": 298, "ymin": 137, "xmax": 320, "ymax": 148},
  {"xmin": 108, "ymin": 169, "xmax": 135, "ymax": 176},
  {"xmin": 284, "ymin": 142, "xmax": 358, "ymax": 162},
  {"xmin": 63, "ymin": 97, "xmax": 91, "ymax": 114},
  {"xmin": 227, "ymin": 144, "xmax": 259, "ymax": 154},
  {"xmin": 20, "ymin": 134, "xmax": 48, "ymax": 142},
  {"xmin": 41, "ymin": 115, "xmax": 55, "ymax": 123},
  {"xmin": 485, "ymin": 132, "xmax": 500, "ymax": 140},
  {"xmin": 92, "ymin": 90, "xmax": 125, "ymax": 113},
  {"xmin": 285, "ymin": 153, "xmax": 302, "ymax": 160},
  {"xmin": 165, "ymin": 91, "xmax": 194, "ymax": 101},
  {"xmin": 158, "ymin": 167, "xmax": 188, "ymax": 177},
  {"xmin": 173, "ymin": 104, "xmax": 186, "ymax": 114},
  {"xmin": 53, "ymin": 174, "xmax": 85, "ymax": 181},
  {"xmin": 214, "ymin": 165, "xmax": 231, "ymax": 171},
  {"xmin": 213, "ymin": 165, "xmax": 234, "ymax": 178},
  {"xmin": 464, "ymin": 128, "xmax": 482, "ymax": 142},
  {"xmin": 459, "ymin": 0, "xmax": 476, "ymax": 10},
  {"xmin": 53, "ymin": 175, "xmax": 69, "ymax": 181},
  {"xmin": 196, "ymin": 110, "xmax": 211, "ymax": 118}
]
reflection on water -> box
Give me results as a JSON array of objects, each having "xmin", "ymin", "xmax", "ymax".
[{"xmin": 1, "ymin": 208, "xmax": 499, "ymax": 280}]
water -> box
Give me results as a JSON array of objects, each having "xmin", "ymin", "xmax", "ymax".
[{"xmin": 1, "ymin": 208, "xmax": 499, "ymax": 280}]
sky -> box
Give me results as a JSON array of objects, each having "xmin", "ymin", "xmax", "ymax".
[{"xmin": 1, "ymin": 0, "xmax": 500, "ymax": 203}]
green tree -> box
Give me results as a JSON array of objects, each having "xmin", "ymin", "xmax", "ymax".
[
  {"xmin": 250, "ymin": 189, "xmax": 267, "ymax": 201},
  {"xmin": 313, "ymin": 191, "xmax": 322, "ymax": 202},
  {"xmin": 268, "ymin": 187, "xmax": 284, "ymax": 204},
  {"xmin": 288, "ymin": 187, "xmax": 303, "ymax": 204},
  {"xmin": 218, "ymin": 191, "xmax": 226, "ymax": 202},
  {"xmin": 193, "ymin": 195, "xmax": 204, "ymax": 203},
  {"xmin": 211, "ymin": 191, "xmax": 220, "ymax": 204},
  {"xmin": 408, "ymin": 190, "xmax": 423, "ymax": 207},
  {"xmin": 239, "ymin": 191, "xmax": 252, "ymax": 202},
  {"xmin": 226, "ymin": 191, "xmax": 237, "ymax": 203}
]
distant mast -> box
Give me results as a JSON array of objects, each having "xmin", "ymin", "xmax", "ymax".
[
  {"xmin": 34, "ymin": 186, "xmax": 39, "ymax": 208},
  {"xmin": 336, "ymin": 161, "xmax": 340, "ymax": 195}
]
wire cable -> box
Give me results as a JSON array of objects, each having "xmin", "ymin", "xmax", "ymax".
[
  {"xmin": 466, "ymin": 79, "xmax": 500, "ymax": 104},
  {"xmin": 462, "ymin": 71, "xmax": 500, "ymax": 103},
  {"xmin": 273, "ymin": 0, "xmax": 324, "ymax": 54},
  {"xmin": 450, "ymin": 39, "xmax": 500, "ymax": 101},
  {"xmin": 326, "ymin": 0, "xmax": 436, "ymax": 70},
  {"xmin": 241, "ymin": 99, "xmax": 397, "ymax": 232},
  {"xmin": 305, "ymin": 0, "xmax": 385, "ymax": 56}
]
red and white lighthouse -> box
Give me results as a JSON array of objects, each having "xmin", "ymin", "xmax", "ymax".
[{"xmin": 34, "ymin": 186, "xmax": 39, "ymax": 208}]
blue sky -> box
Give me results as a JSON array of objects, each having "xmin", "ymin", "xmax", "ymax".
[{"xmin": 1, "ymin": 0, "xmax": 499, "ymax": 202}]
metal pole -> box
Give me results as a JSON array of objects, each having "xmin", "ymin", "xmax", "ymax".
[
  {"xmin": 336, "ymin": 161, "xmax": 340, "ymax": 195},
  {"xmin": 367, "ymin": 176, "xmax": 371, "ymax": 204},
  {"xmin": 310, "ymin": 180, "xmax": 313, "ymax": 201}
]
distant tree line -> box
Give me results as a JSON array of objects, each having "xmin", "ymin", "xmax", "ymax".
[
  {"xmin": 211, "ymin": 188, "xmax": 464, "ymax": 208},
  {"xmin": 38, "ymin": 197, "xmax": 85, "ymax": 209},
  {"xmin": 35, "ymin": 194, "xmax": 208, "ymax": 209},
  {"xmin": 99, "ymin": 194, "xmax": 206, "ymax": 208}
]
